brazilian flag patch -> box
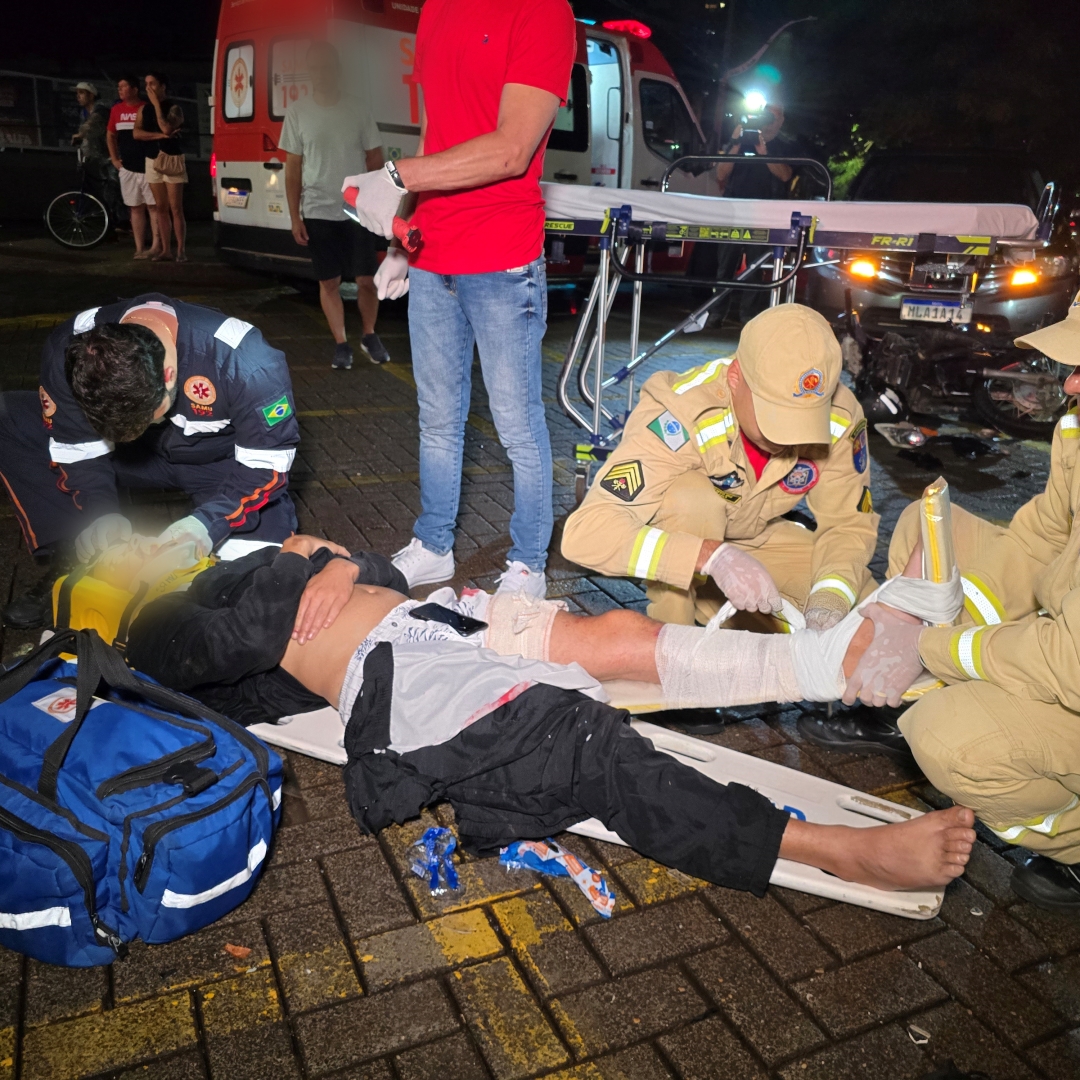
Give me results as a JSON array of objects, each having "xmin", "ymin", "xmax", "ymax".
[
  {"xmin": 600, "ymin": 460, "xmax": 645, "ymax": 502},
  {"xmin": 857, "ymin": 486, "xmax": 874, "ymax": 514},
  {"xmin": 261, "ymin": 395, "xmax": 293, "ymax": 427}
]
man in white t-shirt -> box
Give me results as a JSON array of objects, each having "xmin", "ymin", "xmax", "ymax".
[{"xmin": 280, "ymin": 41, "xmax": 389, "ymax": 369}]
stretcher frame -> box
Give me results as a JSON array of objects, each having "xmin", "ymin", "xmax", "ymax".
[
  {"xmin": 252, "ymin": 703, "xmax": 943, "ymax": 920},
  {"xmin": 550, "ymin": 179, "xmax": 1059, "ymax": 498}
]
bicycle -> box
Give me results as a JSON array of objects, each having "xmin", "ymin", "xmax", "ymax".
[{"xmin": 44, "ymin": 147, "xmax": 112, "ymax": 249}]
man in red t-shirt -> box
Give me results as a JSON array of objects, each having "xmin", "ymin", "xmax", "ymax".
[
  {"xmin": 343, "ymin": 0, "xmax": 576, "ymax": 599},
  {"xmin": 106, "ymin": 75, "xmax": 161, "ymax": 258}
]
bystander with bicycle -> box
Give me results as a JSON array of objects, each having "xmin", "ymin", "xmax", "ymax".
[{"xmin": 107, "ymin": 75, "xmax": 162, "ymax": 260}]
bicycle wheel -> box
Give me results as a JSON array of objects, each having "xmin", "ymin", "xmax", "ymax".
[{"xmin": 45, "ymin": 190, "xmax": 110, "ymax": 249}]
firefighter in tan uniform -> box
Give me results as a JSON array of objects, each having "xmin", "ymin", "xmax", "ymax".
[
  {"xmin": 561, "ymin": 304, "xmax": 879, "ymax": 630},
  {"xmin": 845, "ymin": 291, "xmax": 1080, "ymax": 911}
]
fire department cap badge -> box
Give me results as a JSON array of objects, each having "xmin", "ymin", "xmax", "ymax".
[{"xmin": 793, "ymin": 367, "xmax": 825, "ymax": 398}]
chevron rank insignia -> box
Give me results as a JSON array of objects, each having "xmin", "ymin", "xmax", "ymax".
[
  {"xmin": 857, "ymin": 486, "xmax": 874, "ymax": 514},
  {"xmin": 600, "ymin": 461, "xmax": 645, "ymax": 502},
  {"xmin": 647, "ymin": 411, "xmax": 689, "ymax": 451}
]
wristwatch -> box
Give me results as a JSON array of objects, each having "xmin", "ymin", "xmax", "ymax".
[{"xmin": 385, "ymin": 160, "xmax": 407, "ymax": 191}]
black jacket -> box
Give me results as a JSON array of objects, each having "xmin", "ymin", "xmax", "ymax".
[{"xmin": 125, "ymin": 546, "xmax": 408, "ymax": 726}]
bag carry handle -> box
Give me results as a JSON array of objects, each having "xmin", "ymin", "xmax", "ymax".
[{"xmin": 0, "ymin": 628, "xmax": 83, "ymax": 706}]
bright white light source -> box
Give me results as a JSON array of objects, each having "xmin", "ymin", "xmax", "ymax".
[{"xmin": 744, "ymin": 91, "xmax": 767, "ymax": 113}]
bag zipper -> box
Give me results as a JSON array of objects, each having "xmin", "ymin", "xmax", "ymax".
[
  {"xmin": 133, "ymin": 772, "xmax": 268, "ymax": 894},
  {"xmin": 0, "ymin": 802, "xmax": 123, "ymax": 954},
  {"xmin": 96, "ymin": 737, "xmax": 216, "ymax": 799}
]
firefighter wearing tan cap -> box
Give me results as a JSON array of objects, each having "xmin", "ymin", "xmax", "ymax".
[
  {"xmin": 837, "ymin": 287, "xmax": 1080, "ymax": 911},
  {"xmin": 561, "ymin": 303, "xmax": 879, "ymax": 630}
]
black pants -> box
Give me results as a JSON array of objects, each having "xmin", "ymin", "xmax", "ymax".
[
  {"xmin": 345, "ymin": 677, "xmax": 789, "ymax": 897},
  {"xmin": 0, "ymin": 392, "xmax": 296, "ymax": 553}
]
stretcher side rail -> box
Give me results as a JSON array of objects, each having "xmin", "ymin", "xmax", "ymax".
[{"xmin": 660, "ymin": 154, "xmax": 834, "ymax": 200}]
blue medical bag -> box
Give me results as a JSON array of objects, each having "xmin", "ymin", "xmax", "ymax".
[{"xmin": 0, "ymin": 629, "xmax": 282, "ymax": 966}]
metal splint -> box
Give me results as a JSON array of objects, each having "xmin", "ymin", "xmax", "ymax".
[{"xmin": 251, "ymin": 707, "xmax": 943, "ymax": 920}]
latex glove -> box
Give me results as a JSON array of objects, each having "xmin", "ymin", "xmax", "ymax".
[
  {"xmin": 374, "ymin": 248, "xmax": 410, "ymax": 300},
  {"xmin": 156, "ymin": 515, "xmax": 213, "ymax": 559},
  {"xmin": 803, "ymin": 589, "xmax": 851, "ymax": 632},
  {"xmin": 341, "ymin": 165, "xmax": 404, "ymax": 239},
  {"xmin": 702, "ymin": 544, "xmax": 782, "ymax": 614},
  {"xmin": 841, "ymin": 602, "xmax": 926, "ymax": 708},
  {"xmin": 75, "ymin": 513, "xmax": 132, "ymax": 563}
]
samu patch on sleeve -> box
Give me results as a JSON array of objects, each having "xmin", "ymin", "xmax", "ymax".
[
  {"xmin": 646, "ymin": 410, "xmax": 689, "ymax": 452},
  {"xmin": 850, "ymin": 419, "xmax": 869, "ymax": 474},
  {"xmin": 260, "ymin": 395, "xmax": 293, "ymax": 428},
  {"xmin": 857, "ymin": 486, "xmax": 874, "ymax": 514},
  {"xmin": 600, "ymin": 460, "xmax": 644, "ymax": 502}
]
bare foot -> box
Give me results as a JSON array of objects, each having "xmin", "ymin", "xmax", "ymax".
[{"xmin": 782, "ymin": 805, "xmax": 976, "ymax": 891}]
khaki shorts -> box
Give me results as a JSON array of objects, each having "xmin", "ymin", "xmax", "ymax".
[
  {"xmin": 118, "ymin": 167, "xmax": 155, "ymax": 207},
  {"xmin": 144, "ymin": 156, "xmax": 188, "ymax": 185}
]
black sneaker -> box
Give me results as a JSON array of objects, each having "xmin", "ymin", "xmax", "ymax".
[
  {"xmin": 361, "ymin": 332, "xmax": 390, "ymax": 364},
  {"xmin": 332, "ymin": 342, "xmax": 353, "ymax": 370},
  {"xmin": 797, "ymin": 705, "xmax": 915, "ymax": 762},
  {"xmin": 2, "ymin": 562, "xmax": 66, "ymax": 629},
  {"xmin": 1010, "ymin": 854, "xmax": 1080, "ymax": 912}
]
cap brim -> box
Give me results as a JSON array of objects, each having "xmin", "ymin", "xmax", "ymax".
[
  {"xmin": 1015, "ymin": 320, "xmax": 1080, "ymax": 365},
  {"xmin": 752, "ymin": 393, "xmax": 832, "ymax": 446}
]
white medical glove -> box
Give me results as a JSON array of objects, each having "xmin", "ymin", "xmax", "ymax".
[
  {"xmin": 374, "ymin": 248, "xmax": 410, "ymax": 300},
  {"xmin": 341, "ymin": 164, "xmax": 404, "ymax": 239},
  {"xmin": 803, "ymin": 589, "xmax": 851, "ymax": 631},
  {"xmin": 156, "ymin": 515, "xmax": 213, "ymax": 559},
  {"xmin": 702, "ymin": 543, "xmax": 782, "ymax": 614},
  {"xmin": 75, "ymin": 513, "xmax": 132, "ymax": 563},
  {"xmin": 841, "ymin": 602, "xmax": 926, "ymax": 708}
]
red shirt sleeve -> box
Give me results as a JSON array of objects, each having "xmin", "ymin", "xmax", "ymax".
[
  {"xmin": 504, "ymin": 0, "xmax": 577, "ymax": 104},
  {"xmin": 107, "ymin": 103, "xmax": 120, "ymax": 132}
]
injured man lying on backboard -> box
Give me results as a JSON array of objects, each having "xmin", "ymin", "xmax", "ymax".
[{"xmin": 121, "ymin": 533, "xmax": 975, "ymax": 899}]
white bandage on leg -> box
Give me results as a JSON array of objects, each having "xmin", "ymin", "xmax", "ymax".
[
  {"xmin": 655, "ymin": 624, "xmax": 801, "ymax": 709},
  {"xmin": 482, "ymin": 591, "xmax": 568, "ymax": 661}
]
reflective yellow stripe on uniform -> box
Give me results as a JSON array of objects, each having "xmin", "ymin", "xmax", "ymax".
[
  {"xmin": 961, "ymin": 574, "xmax": 1006, "ymax": 625},
  {"xmin": 1060, "ymin": 410, "xmax": 1079, "ymax": 439},
  {"xmin": 829, "ymin": 412, "xmax": 851, "ymax": 443},
  {"xmin": 672, "ymin": 356, "xmax": 732, "ymax": 395},
  {"xmin": 950, "ymin": 626, "xmax": 987, "ymax": 680},
  {"xmin": 809, "ymin": 577, "xmax": 857, "ymax": 605},
  {"xmin": 694, "ymin": 410, "xmax": 735, "ymax": 453},
  {"xmin": 628, "ymin": 526, "xmax": 669, "ymax": 580},
  {"xmin": 989, "ymin": 794, "xmax": 1080, "ymax": 842}
]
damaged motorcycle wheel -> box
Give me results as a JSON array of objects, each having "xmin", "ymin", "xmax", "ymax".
[{"xmin": 972, "ymin": 358, "xmax": 1069, "ymax": 440}]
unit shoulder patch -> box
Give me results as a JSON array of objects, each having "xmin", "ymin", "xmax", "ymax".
[
  {"xmin": 709, "ymin": 470, "xmax": 744, "ymax": 492},
  {"xmin": 857, "ymin": 486, "xmax": 874, "ymax": 514},
  {"xmin": 184, "ymin": 375, "xmax": 217, "ymax": 417},
  {"xmin": 261, "ymin": 394, "xmax": 293, "ymax": 428},
  {"xmin": 778, "ymin": 459, "xmax": 821, "ymax": 495},
  {"xmin": 647, "ymin": 410, "xmax": 689, "ymax": 452},
  {"xmin": 214, "ymin": 317, "xmax": 255, "ymax": 349},
  {"xmin": 850, "ymin": 418, "xmax": 869, "ymax": 473},
  {"xmin": 38, "ymin": 386, "xmax": 57, "ymax": 419},
  {"xmin": 600, "ymin": 460, "xmax": 645, "ymax": 502}
]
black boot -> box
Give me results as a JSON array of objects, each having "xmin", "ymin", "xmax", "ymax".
[
  {"xmin": 2, "ymin": 559, "xmax": 67, "ymax": 629},
  {"xmin": 797, "ymin": 705, "xmax": 915, "ymax": 762},
  {"xmin": 1010, "ymin": 853, "xmax": 1080, "ymax": 912}
]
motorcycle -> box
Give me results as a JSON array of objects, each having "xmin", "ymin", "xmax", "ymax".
[{"xmin": 848, "ymin": 326, "xmax": 1072, "ymax": 441}]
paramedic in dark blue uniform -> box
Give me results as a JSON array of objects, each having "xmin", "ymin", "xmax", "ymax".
[{"xmin": 0, "ymin": 294, "xmax": 299, "ymax": 627}]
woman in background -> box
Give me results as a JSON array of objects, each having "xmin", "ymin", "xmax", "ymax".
[{"xmin": 134, "ymin": 72, "xmax": 187, "ymax": 262}]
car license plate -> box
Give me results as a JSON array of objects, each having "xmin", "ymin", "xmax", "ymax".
[
  {"xmin": 223, "ymin": 189, "xmax": 249, "ymax": 209},
  {"xmin": 900, "ymin": 297, "xmax": 972, "ymax": 324}
]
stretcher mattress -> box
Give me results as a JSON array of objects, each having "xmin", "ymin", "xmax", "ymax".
[
  {"xmin": 252, "ymin": 707, "xmax": 943, "ymax": 919},
  {"xmin": 540, "ymin": 182, "xmax": 1039, "ymax": 241}
]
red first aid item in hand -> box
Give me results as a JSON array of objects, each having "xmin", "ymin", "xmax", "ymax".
[{"xmin": 410, "ymin": 0, "xmax": 576, "ymax": 274}]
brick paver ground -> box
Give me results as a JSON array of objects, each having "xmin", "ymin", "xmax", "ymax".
[{"xmin": 0, "ymin": 227, "xmax": 1076, "ymax": 1080}]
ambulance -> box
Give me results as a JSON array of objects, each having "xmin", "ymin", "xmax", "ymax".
[{"xmin": 210, "ymin": 0, "xmax": 716, "ymax": 277}]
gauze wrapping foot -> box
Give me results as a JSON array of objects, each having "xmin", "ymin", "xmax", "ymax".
[{"xmin": 656, "ymin": 571, "xmax": 966, "ymax": 709}]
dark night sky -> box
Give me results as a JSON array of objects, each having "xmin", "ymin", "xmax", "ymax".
[{"xmin": 7, "ymin": 0, "xmax": 1079, "ymax": 173}]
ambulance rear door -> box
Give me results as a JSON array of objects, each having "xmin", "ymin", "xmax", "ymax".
[{"xmin": 542, "ymin": 25, "xmax": 591, "ymax": 187}]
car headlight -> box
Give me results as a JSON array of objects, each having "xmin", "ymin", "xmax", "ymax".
[
  {"xmin": 1034, "ymin": 252, "xmax": 1077, "ymax": 279},
  {"xmin": 847, "ymin": 258, "xmax": 878, "ymax": 279}
]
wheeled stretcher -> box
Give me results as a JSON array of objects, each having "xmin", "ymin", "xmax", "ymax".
[{"xmin": 543, "ymin": 179, "xmax": 1053, "ymax": 496}]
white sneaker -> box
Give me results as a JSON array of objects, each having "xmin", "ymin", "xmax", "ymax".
[
  {"xmin": 495, "ymin": 560, "xmax": 548, "ymax": 599},
  {"xmin": 391, "ymin": 538, "xmax": 455, "ymax": 588}
]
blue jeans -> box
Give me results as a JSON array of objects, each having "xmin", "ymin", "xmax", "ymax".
[{"xmin": 408, "ymin": 257, "xmax": 552, "ymax": 571}]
